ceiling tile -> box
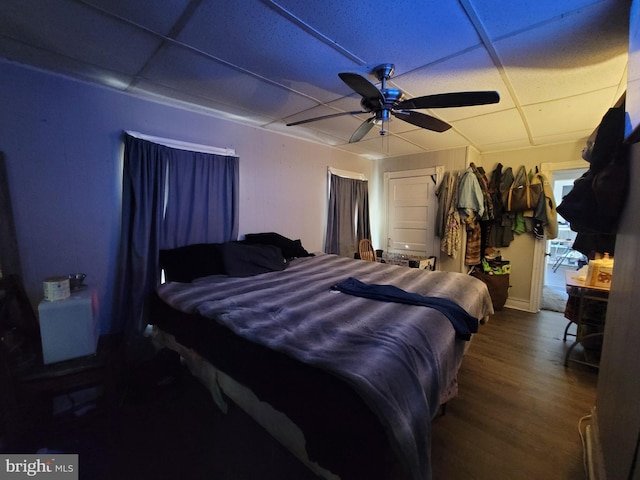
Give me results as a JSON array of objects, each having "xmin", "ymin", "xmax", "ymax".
[
  {"xmin": 0, "ymin": 38, "xmax": 135, "ymax": 91},
  {"xmin": 469, "ymin": 0, "xmax": 602, "ymax": 38},
  {"xmin": 481, "ymin": 137, "xmax": 542, "ymax": 152},
  {"xmin": 266, "ymin": 121, "xmax": 352, "ymax": 147},
  {"xmin": 392, "ymin": 47, "xmax": 513, "ymax": 124},
  {"xmin": 493, "ymin": 1, "xmax": 628, "ymax": 104},
  {"xmin": 282, "ymin": 111, "xmax": 369, "ymax": 143},
  {"xmin": 398, "ymin": 128, "xmax": 472, "ymax": 152},
  {"xmin": 523, "ymin": 87, "xmax": 622, "ymax": 139},
  {"xmin": 282, "ymin": 103, "xmax": 364, "ymax": 126},
  {"xmin": 452, "ymin": 109, "xmax": 530, "ymax": 146},
  {"xmin": 0, "ymin": 0, "xmax": 163, "ymax": 76},
  {"xmin": 530, "ymin": 128, "xmax": 595, "ymax": 147},
  {"xmin": 129, "ymin": 78, "xmax": 276, "ymax": 126},
  {"xmin": 338, "ymin": 134, "xmax": 427, "ymax": 159},
  {"xmin": 390, "ymin": 47, "xmax": 506, "ymax": 98},
  {"xmin": 83, "ymin": 0, "xmax": 193, "ymax": 36},
  {"xmin": 275, "ymin": 0, "xmax": 483, "ymax": 73},
  {"xmin": 142, "ymin": 45, "xmax": 320, "ymax": 120},
  {"xmin": 175, "ymin": 0, "xmax": 361, "ymax": 103}
]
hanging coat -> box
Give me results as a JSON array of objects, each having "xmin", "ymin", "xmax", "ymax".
[
  {"xmin": 435, "ymin": 171, "xmax": 452, "ymax": 238},
  {"xmin": 441, "ymin": 171, "xmax": 461, "ymax": 258},
  {"xmin": 532, "ymin": 171, "xmax": 558, "ymax": 239},
  {"xmin": 487, "ymin": 165, "xmax": 515, "ymax": 247},
  {"xmin": 457, "ymin": 167, "xmax": 485, "ymax": 219}
]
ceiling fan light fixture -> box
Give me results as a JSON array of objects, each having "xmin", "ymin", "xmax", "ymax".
[{"xmin": 287, "ymin": 63, "xmax": 499, "ymax": 143}]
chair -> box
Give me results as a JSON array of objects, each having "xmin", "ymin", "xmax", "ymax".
[{"xmin": 358, "ymin": 239, "xmax": 376, "ymax": 262}]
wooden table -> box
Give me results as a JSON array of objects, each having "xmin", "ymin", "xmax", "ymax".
[{"xmin": 563, "ymin": 271, "xmax": 609, "ymax": 368}]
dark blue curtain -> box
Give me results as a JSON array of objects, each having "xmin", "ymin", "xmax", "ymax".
[
  {"xmin": 115, "ymin": 133, "xmax": 239, "ymax": 341},
  {"xmin": 162, "ymin": 148, "xmax": 239, "ymax": 247},
  {"xmin": 325, "ymin": 174, "xmax": 371, "ymax": 257}
]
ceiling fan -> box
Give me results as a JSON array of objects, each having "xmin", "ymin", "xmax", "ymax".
[{"xmin": 286, "ymin": 63, "xmax": 500, "ymax": 143}]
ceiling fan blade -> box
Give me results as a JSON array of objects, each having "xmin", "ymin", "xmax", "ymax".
[
  {"xmin": 338, "ymin": 73, "xmax": 385, "ymax": 102},
  {"xmin": 286, "ymin": 110, "xmax": 367, "ymax": 126},
  {"xmin": 396, "ymin": 91, "xmax": 500, "ymax": 110},
  {"xmin": 392, "ymin": 111, "xmax": 451, "ymax": 132},
  {"xmin": 349, "ymin": 117, "xmax": 375, "ymax": 143}
]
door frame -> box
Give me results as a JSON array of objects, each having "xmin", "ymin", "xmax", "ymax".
[
  {"xmin": 531, "ymin": 159, "xmax": 589, "ymax": 311},
  {"xmin": 383, "ymin": 166, "xmax": 444, "ymax": 259}
]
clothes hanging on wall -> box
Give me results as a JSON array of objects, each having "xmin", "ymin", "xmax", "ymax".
[
  {"xmin": 486, "ymin": 163, "xmax": 514, "ymax": 248},
  {"xmin": 469, "ymin": 163, "xmax": 494, "ymax": 222},
  {"xmin": 456, "ymin": 165, "xmax": 500, "ymax": 265},
  {"xmin": 437, "ymin": 170, "xmax": 461, "ymax": 258},
  {"xmin": 469, "ymin": 163, "xmax": 495, "ymax": 257},
  {"xmin": 437, "ymin": 162, "xmax": 558, "ymax": 265}
]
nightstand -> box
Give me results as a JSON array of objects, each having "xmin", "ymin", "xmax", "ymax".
[{"xmin": 1, "ymin": 333, "xmax": 122, "ymax": 446}]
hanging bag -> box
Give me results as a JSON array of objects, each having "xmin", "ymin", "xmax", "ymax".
[{"xmin": 502, "ymin": 166, "xmax": 542, "ymax": 212}]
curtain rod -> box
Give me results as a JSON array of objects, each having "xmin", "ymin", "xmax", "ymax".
[
  {"xmin": 125, "ymin": 130, "xmax": 236, "ymax": 156},
  {"xmin": 328, "ymin": 166, "xmax": 367, "ymax": 180}
]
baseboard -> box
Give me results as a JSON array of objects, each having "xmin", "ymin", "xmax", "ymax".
[
  {"xmin": 587, "ymin": 407, "xmax": 606, "ymax": 480},
  {"xmin": 504, "ymin": 297, "xmax": 537, "ymax": 313}
]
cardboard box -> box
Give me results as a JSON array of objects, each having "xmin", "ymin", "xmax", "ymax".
[{"xmin": 587, "ymin": 264, "xmax": 613, "ymax": 289}]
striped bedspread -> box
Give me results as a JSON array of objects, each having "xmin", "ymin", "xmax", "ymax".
[{"xmin": 157, "ymin": 253, "xmax": 494, "ymax": 480}]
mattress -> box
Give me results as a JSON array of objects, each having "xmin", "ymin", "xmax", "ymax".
[{"xmin": 151, "ymin": 253, "xmax": 494, "ymax": 480}]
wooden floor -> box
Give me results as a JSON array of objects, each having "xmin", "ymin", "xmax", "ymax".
[
  {"xmin": 431, "ymin": 307, "xmax": 598, "ymax": 480},
  {"xmin": 3, "ymin": 308, "xmax": 597, "ymax": 480}
]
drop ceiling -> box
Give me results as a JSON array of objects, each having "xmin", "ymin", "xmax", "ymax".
[{"xmin": 0, "ymin": 0, "xmax": 630, "ymax": 158}]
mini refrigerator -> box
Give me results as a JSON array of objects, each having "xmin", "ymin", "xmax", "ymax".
[{"xmin": 38, "ymin": 287, "xmax": 99, "ymax": 364}]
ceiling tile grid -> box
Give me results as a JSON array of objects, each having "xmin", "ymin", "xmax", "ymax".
[{"xmin": 0, "ymin": 0, "xmax": 631, "ymax": 157}]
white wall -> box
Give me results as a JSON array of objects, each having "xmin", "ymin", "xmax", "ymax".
[{"xmin": 0, "ymin": 61, "xmax": 368, "ymax": 333}]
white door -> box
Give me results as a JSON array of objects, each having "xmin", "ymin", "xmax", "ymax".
[{"xmin": 386, "ymin": 169, "xmax": 440, "ymax": 258}]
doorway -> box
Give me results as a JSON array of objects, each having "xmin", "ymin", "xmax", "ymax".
[{"xmin": 540, "ymin": 166, "xmax": 587, "ymax": 312}]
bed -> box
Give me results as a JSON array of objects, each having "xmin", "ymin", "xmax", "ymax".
[{"xmin": 149, "ymin": 235, "xmax": 494, "ymax": 480}]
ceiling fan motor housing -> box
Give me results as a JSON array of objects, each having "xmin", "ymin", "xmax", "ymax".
[
  {"xmin": 287, "ymin": 61, "xmax": 499, "ymax": 142},
  {"xmin": 361, "ymin": 88, "xmax": 404, "ymax": 117}
]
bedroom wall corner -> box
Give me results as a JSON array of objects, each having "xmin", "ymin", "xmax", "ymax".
[{"xmin": 236, "ymin": 132, "xmax": 370, "ymax": 253}]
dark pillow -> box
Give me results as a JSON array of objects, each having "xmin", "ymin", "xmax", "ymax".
[
  {"xmin": 243, "ymin": 232, "xmax": 312, "ymax": 260},
  {"xmin": 159, "ymin": 243, "xmax": 224, "ymax": 282},
  {"xmin": 221, "ymin": 242, "xmax": 287, "ymax": 277}
]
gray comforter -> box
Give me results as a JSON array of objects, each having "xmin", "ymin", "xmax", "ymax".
[{"xmin": 157, "ymin": 253, "xmax": 494, "ymax": 480}]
